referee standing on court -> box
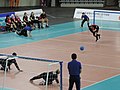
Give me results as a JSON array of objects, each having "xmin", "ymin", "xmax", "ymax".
[
  {"xmin": 68, "ymin": 53, "xmax": 82, "ymax": 90},
  {"xmin": 80, "ymin": 12, "xmax": 89, "ymax": 27}
]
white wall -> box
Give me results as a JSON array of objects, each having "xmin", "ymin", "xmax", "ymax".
[{"xmin": 74, "ymin": 8, "xmax": 120, "ymax": 21}]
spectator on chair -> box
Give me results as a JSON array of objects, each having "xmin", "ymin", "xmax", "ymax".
[
  {"xmin": 5, "ymin": 15, "xmax": 14, "ymax": 32},
  {"xmin": 29, "ymin": 12, "xmax": 41, "ymax": 29},
  {"xmin": 10, "ymin": 14, "xmax": 17, "ymax": 31},
  {"xmin": 14, "ymin": 14, "xmax": 23, "ymax": 29},
  {"xmin": 38, "ymin": 11, "xmax": 49, "ymax": 29},
  {"xmin": 23, "ymin": 12, "xmax": 29, "ymax": 25}
]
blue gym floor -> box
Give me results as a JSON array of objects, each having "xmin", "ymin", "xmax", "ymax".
[{"xmin": 0, "ymin": 20, "xmax": 120, "ymax": 90}]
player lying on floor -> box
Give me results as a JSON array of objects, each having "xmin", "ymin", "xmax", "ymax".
[
  {"xmin": 15, "ymin": 21, "xmax": 33, "ymax": 37},
  {"xmin": 0, "ymin": 52, "xmax": 23, "ymax": 72},
  {"xmin": 30, "ymin": 69, "xmax": 60, "ymax": 85}
]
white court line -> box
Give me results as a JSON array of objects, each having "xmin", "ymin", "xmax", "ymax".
[
  {"xmin": 52, "ymin": 34, "xmax": 120, "ymax": 47},
  {"xmin": 46, "ymin": 25, "xmax": 120, "ymax": 40},
  {"xmin": 81, "ymin": 74, "xmax": 120, "ymax": 90},
  {"xmin": 81, "ymin": 79, "xmax": 96, "ymax": 83},
  {"xmin": 32, "ymin": 37, "xmax": 120, "ymax": 59},
  {"xmin": 45, "ymin": 27, "xmax": 82, "ymax": 35},
  {"xmin": 77, "ymin": 31, "xmax": 120, "ymax": 39},
  {"xmin": 83, "ymin": 63, "xmax": 120, "ymax": 70},
  {"xmin": 50, "ymin": 38, "xmax": 120, "ymax": 57},
  {"xmin": 46, "ymin": 14, "xmax": 56, "ymax": 18},
  {"xmin": 64, "ymin": 61, "xmax": 120, "ymax": 70},
  {"xmin": 28, "ymin": 37, "xmax": 120, "ymax": 63}
]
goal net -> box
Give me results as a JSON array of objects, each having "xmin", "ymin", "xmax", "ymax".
[
  {"xmin": 93, "ymin": 10, "xmax": 120, "ymax": 30},
  {"xmin": 0, "ymin": 54, "xmax": 63, "ymax": 90}
]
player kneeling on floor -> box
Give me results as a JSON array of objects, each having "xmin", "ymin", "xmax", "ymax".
[{"xmin": 0, "ymin": 52, "xmax": 23, "ymax": 72}]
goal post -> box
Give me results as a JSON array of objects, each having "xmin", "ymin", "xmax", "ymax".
[
  {"xmin": 45, "ymin": 62, "xmax": 63, "ymax": 90},
  {"xmin": 0, "ymin": 53, "xmax": 63, "ymax": 90},
  {"xmin": 93, "ymin": 10, "xmax": 120, "ymax": 30},
  {"xmin": 0, "ymin": 56, "xmax": 16, "ymax": 90}
]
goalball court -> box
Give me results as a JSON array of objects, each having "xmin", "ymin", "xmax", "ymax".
[{"xmin": 0, "ymin": 8, "xmax": 120, "ymax": 90}]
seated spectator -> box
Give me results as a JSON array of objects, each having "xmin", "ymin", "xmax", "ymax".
[
  {"xmin": 14, "ymin": 14, "xmax": 23, "ymax": 29},
  {"xmin": 10, "ymin": 14, "xmax": 17, "ymax": 31},
  {"xmin": 5, "ymin": 15, "xmax": 13, "ymax": 32},
  {"xmin": 29, "ymin": 12, "xmax": 40, "ymax": 29},
  {"xmin": 38, "ymin": 11, "xmax": 49, "ymax": 29},
  {"xmin": 23, "ymin": 12, "xmax": 29, "ymax": 25}
]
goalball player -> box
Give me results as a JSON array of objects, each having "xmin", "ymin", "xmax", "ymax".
[
  {"xmin": 30, "ymin": 69, "xmax": 60, "ymax": 85},
  {"xmin": 0, "ymin": 52, "xmax": 23, "ymax": 72},
  {"xmin": 88, "ymin": 23, "xmax": 101, "ymax": 42}
]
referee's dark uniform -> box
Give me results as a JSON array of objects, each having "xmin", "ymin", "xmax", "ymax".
[
  {"xmin": 68, "ymin": 53, "xmax": 82, "ymax": 90},
  {"xmin": 81, "ymin": 12, "xmax": 89, "ymax": 27}
]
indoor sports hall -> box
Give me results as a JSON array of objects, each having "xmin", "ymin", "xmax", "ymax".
[{"xmin": 0, "ymin": 1, "xmax": 120, "ymax": 90}]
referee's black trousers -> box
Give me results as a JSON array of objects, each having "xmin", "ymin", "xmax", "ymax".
[{"xmin": 68, "ymin": 75, "xmax": 81, "ymax": 90}]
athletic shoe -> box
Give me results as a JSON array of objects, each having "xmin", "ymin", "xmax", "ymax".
[
  {"xmin": 46, "ymin": 25, "xmax": 49, "ymax": 28},
  {"xmin": 41, "ymin": 26, "xmax": 44, "ymax": 29},
  {"xmin": 98, "ymin": 34, "xmax": 101, "ymax": 39}
]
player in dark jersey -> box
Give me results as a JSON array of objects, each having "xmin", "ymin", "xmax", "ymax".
[
  {"xmin": 30, "ymin": 69, "xmax": 60, "ymax": 85},
  {"xmin": 88, "ymin": 23, "xmax": 101, "ymax": 42},
  {"xmin": 16, "ymin": 22, "xmax": 33, "ymax": 37},
  {"xmin": 0, "ymin": 52, "xmax": 23, "ymax": 72}
]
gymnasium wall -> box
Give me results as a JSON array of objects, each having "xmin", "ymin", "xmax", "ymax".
[
  {"xmin": 0, "ymin": 0, "xmax": 40, "ymax": 7},
  {"xmin": 0, "ymin": 9, "xmax": 43, "ymax": 28},
  {"xmin": 73, "ymin": 8, "xmax": 120, "ymax": 21}
]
